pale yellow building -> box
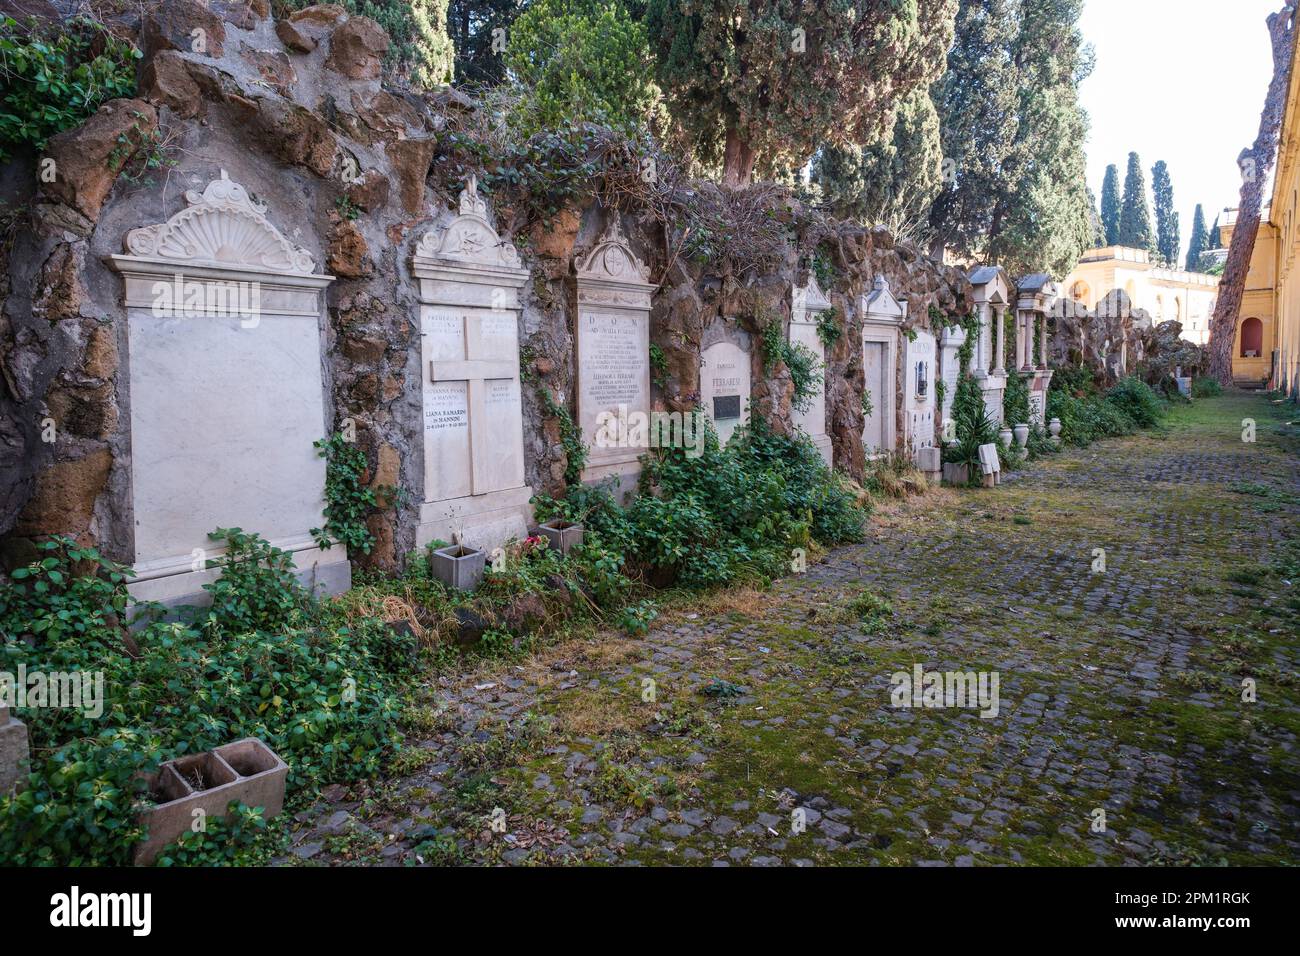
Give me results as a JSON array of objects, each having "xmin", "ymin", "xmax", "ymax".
[
  {"xmin": 1062, "ymin": 246, "xmax": 1220, "ymax": 345},
  {"xmin": 1221, "ymin": 208, "xmax": 1278, "ymax": 386},
  {"xmin": 1226, "ymin": 4, "xmax": 1300, "ymax": 392}
]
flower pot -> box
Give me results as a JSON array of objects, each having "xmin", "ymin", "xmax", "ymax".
[
  {"xmin": 998, "ymin": 428, "xmax": 1013, "ymax": 447},
  {"xmin": 1048, "ymin": 417, "xmax": 1062, "ymax": 443},
  {"xmin": 942, "ymin": 462, "xmax": 970, "ymax": 486},
  {"xmin": 431, "ymin": 544, "xmax": 486, "ymax": 591},
  {"xmin": 135, "ymin": 738, "xmax": 288, "ymax": 866},
  {"xmin": 537, "ymin": 519, "xmax": 584, "ymax": 555},
  {"xmin": 1013, "ymin": 424, "xmax": 1030, "ymax": 448}
]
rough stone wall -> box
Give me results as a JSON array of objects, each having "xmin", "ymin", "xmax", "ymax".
[
  {"xmin": 1050, "ymin": 289, "xmax": 1207, "ymax": 387},
  {"xmin": 0, "ymin": 0, "xmax": 973, "ymax": 576}
]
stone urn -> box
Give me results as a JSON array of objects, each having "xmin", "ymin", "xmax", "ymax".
[
  {"xmin": 998, "ymin": 427, "xmax": 1013, "ymax": 448},
  {"xmin": 1049, "ymin": 417, "xmax": 1063, "ymax": 444},
  {"xmin": 431, "ymin": 543, "xmax": 486, "ymax": 591},
  {"xmin": 1013, "ymin": 424, "xmax": 1030, "ymax": 448},
  {"xmin": 537, "ymin": 518, "xmax": 584, "ymax": 555}
]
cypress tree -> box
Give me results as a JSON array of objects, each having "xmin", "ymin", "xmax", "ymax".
[
  {"xmin": 928, "ymin": 0, "xmax": 1021, "ymax": 258},
  {"xmin": 1118, "ymin": 151, "xmax": 1155, "ymax": 254},
  {"xmin": 1100, "ymin": 163, "xmax": 1121, "ymax": 245},
  {"xmin": 1186, "ymin": 203, "xmax": 1208, "ymax": 271},
  {"xmin": 1151, "ymin": 160, "xmax": 1179, "ymax": 266},
  {"xmin": 645, "ymin": 0, "xmax": 957, "ymax": 186}
]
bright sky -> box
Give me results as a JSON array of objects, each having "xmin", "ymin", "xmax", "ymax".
[{"xmin": 1078, "ymin": 0, "xmax": 1283, "ymax": 262}]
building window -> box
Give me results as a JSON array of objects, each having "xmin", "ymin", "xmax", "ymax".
[{"xmin": 1241, "ymin": 316, "xmax": 1264, "ymax": 358}]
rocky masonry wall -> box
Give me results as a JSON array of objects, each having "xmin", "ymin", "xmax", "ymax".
[{"xmin": 0, "ymin": 1, "xmax": 973, "ymax": 582}]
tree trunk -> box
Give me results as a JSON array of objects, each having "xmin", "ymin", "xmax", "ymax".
[
  {"xmin": 1209, "ymin": 4, "xmax": 1296, "ymax": 386},
  {"xmin": 722, "ymin": 126, "xmax": 756, "ymax": 188}
]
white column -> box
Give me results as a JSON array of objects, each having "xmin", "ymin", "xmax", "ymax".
[
  {"xmin": 1039, "ymin": 314, "xmax": 1049, "ymax": 370},
  {"xmin": 994, "ymin": 306, "xmax": 1006, "ymax": 375}
]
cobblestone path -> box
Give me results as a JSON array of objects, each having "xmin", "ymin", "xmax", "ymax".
[{"xmin": 283, "ymin": 393, "xmax": 1300, "ymax": 866}]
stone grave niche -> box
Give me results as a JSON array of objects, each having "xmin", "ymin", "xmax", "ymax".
[
  {"xmin": 700, "ymin": 321, "xmax": 752, "ymax": 446},
  {"xmin": 938, "ymin": 319, "xmax": 964, "ymax": 429},
  {"xmin": 903, "ymin": 328, "xmax": 937, "ymax": 459},
  {"xmin": 411, "ymin": 177, "xmax": 533, "ymax": 551},
  {"xmin": 572, "ymin": 215, "xmax": 657, "ymax": 498},
  {"xmin": 860, "ymin": 275, "xmax": 905, "ymax": 457},
  {"xmin": 1015, "ymin": 274, "xmax": 1058, "ymax": 427},
  {"xmin": 106, "ymin": 173, "xmax": 348, "ymax": 608},
  {"xmin": 968, "ymin": 265, "xmax": 1011, "ymax": 425},
  {"xmin": 790, "ymin": 273, "xmax": 833, "ymax": 465}
]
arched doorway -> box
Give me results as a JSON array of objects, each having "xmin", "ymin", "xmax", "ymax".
[{"xmin": 1241, "ymin": 317, "xmax": 1264, "ymax": 357}]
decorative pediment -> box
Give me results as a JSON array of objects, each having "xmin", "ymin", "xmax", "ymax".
[
  {"xmin": 795, "ymin": 272, "xmax": 832, "ymax": 317},
  {"xmin": 414, "ymin": 176, "xmax": 522, "ymax": 270},
  {"xmin": 863, "ymin": 275, "xmax": 905, "ymax": 322},
  {"xmin": 122, "ymin": 171, "xmax": 317, "ymax": 275},
  {"xmin": 968, "ymin": 265, "xmax": 1010, "ymax": 304},
  {"xmin": 576, "ymin": 216, "xmax": 652, "ymax": 285}
]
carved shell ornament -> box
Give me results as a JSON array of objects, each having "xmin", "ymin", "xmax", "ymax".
[
  {"xmin": 577, "ymin": 216, "xmax": 652, "ymax": 283},
  {"xmin": 123, "ymin": 171, "xmax": 317, "ymax": 274},
  {"xmin": 415, "ymin": 175, "xmax": 522, "ymax": 269}
]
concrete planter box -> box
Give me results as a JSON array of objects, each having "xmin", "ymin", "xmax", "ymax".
[
  {"xmin": 537, "ymin": 519, "xmax": 584, "ymax": 555},
  {"xmin": 431, "ymin": 544, "xmax": 486, "ymax": 591},
  {"xmin": 135, "ymin": 738, "xmax": 288, "ymax": 865},
  {"xmin": 942, "ymin": 462, "xmax": 970, "ymax": 486}
]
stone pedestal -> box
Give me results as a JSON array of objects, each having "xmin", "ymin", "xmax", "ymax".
[
  {"xmin": 861, "ymin": 276, "xmax": 906, "ymax": 457},
  {"xmin": 701, "ymin": 335, "xmax": 752, "ymax": 446},
  {"xmin": 412, "ymin": 178, "xmax": 533, "ymax": 552},
  {"xmin": 969, "ymin": 265, "xmax": 1012, "ymax": 425},
  {"xmin": 573, "ymin": 216, "xmax": 657, "ymax": 496},
  {"xmin": 1028, "ymin": 369, "xmax": 1053, "ymax": 427},
  {"xmin": 0, "ymin": 703, "xmax": 29, "ymax": 794},
  {"xmin": 791, "ymin": 275, "xmax": 833, "ymax": 466},
  {"xmin": 107, "ymin": 173, "xmax": 348, "ymax": 610},
  {"xmin": 1015, "ymin": 275, "xmax": 1059, "ymax": 431}
]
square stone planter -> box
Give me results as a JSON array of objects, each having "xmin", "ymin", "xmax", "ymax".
[
  {"xmin": 942, "ymin": 462, "xmax": 970, "ymax": 486},
  {"xmin": 537, "ymin": 519, "xmax": 584, "ymax": 555},
  {"xmin": 135, "ymin": 738, "xmax": 288, "ymax": 865},
  {"xmin": 431, "ymin": 543, "xmax": 486, "ymax": 591}
]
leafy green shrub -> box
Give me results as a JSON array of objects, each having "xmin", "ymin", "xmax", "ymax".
[
  {"xmin": 1047, "ymin": 389, "xmax": 1135, "ymax": 446},
  {"xmin": 1106, "ymin": 376, "xmax": 1165, "ymax": 428},
  {"xmin": 202, "ymin": 528, "xmax": 307, "ymax": 634},
  {"xmin": 761, "ymin": 317, "xmax": 824, "ymax": 412},
  {"xmin": 943, "ymin": 373, "xmax": 998, "ymax": 477},
  {"xmin": 1192, "ymin": 376, "xmax": 1223, "ymax": 398},
  {"xmin": 536, "ymin": 417, "xmax": 864, "ymax": 592},
  {"xmin": 1002, "ymin": 369, "xmax": 1031, "ymax": 427},
  {"xmin": 618, "ymin": 599, "xmax": 659, "ymax": 635},
  {"xmin": 154, "ymin": 803, "xmax": 269, "ymax": 866},
  {"xmin": 0, "ymin": 537, "xmax": 415, "ymax": 865},
  {"xmin": 0, "ymin": 15, "xmax": 139, "ymax": 159},
  {"xmin": 1050, "ymin": 364, "xmax": 1101, "ymax": 398},
  {"xmin": 312, "ymin": 433, "xmax": 394, "ymax": 556},
  {"xmin": 504, "ymin": 0, "xmax": 660, "ymax": 135}
]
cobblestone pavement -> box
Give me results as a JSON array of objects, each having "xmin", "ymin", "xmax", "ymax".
[{"xmin": 282, "ymin": 393, "xmax": 1300, "ymax": 866}]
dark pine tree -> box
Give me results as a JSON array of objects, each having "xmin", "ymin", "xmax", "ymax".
[
  {"xmin": 1151, "ymin": 160, "xmax": 1179, "ymax": 266},
  {"xmin": 1100, "ymin": 163, "xmax": 1121, "ymax": 245},
  {"xmin": 1118, "ymin": 151, "xmax": 1155, "ymax": 254},
  {"xmin": 1186, "ymin": 203, "xmax": 1208, "ymax": 271}
]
